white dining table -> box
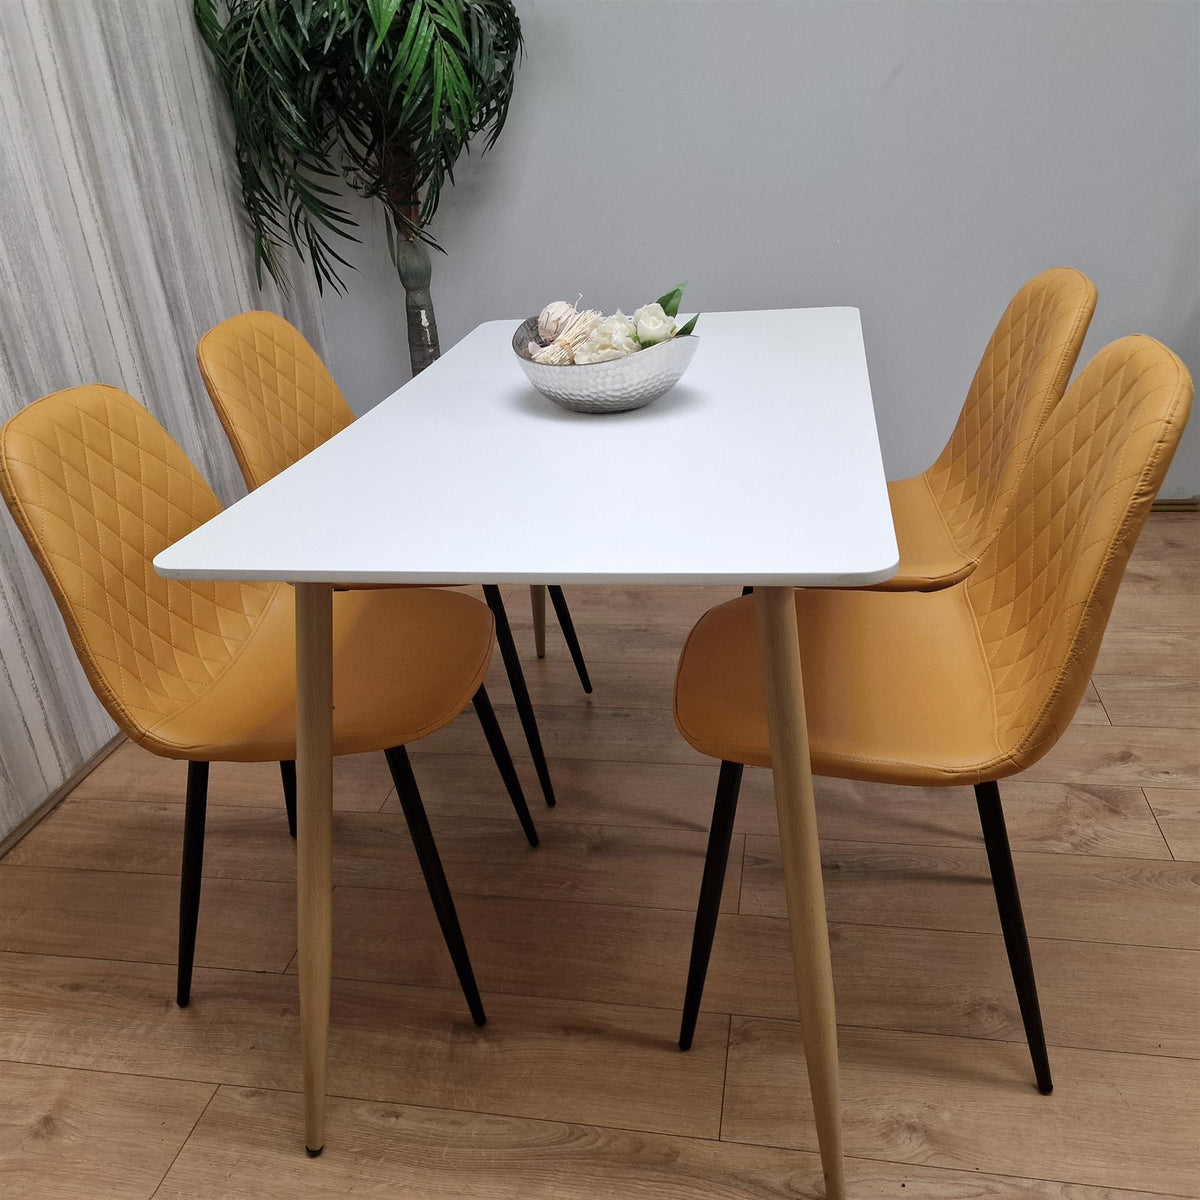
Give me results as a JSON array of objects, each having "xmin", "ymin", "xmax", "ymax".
[{"xmin": 156, "ymin": 306, "xmax": 898, "ymax": 1199}]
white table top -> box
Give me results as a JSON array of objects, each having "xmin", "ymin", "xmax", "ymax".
[{"xmin": 155, "ymin": 308, "xmax": 898, "ymax": 587}]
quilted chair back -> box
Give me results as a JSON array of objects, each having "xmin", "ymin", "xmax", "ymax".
[
  {"xmin": 197, "ymin": 310, "xmax": 354, "ymax": 490},
  {"xmin": 0, "ymin": 385, "xmax": 276, "ymax": 740},
  {"xmin": 966, "ymin": 336, "xmax": 1192, "ymax": 768},
  {"xmin": 924, "ymin": 268, "xmax": 1097, "ymax": 563}
]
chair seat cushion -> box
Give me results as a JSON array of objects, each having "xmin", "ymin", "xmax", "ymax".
[
  {"xmin": 137, "ymin": 586, "xmax": 492, "ymax": 761},
  {"xmin": 869, "ymin": 474, "xmax": 975, "ymax": 592},
  {"xmin": 674, "ymin": 588, "xmax": 1007, "ymax": 785}
]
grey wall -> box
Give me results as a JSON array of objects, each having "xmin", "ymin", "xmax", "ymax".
[
  {"xmin": 0, "ymin": 0, "xmax": 325, "ymax": 840},
  {"xmin": 321, "ymin": 0, "xmax": 1199, "ymax": 497}
]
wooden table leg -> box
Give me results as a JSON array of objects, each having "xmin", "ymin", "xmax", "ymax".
[
  {"xmin": 755, "ymin": 586, "xmax": 845, "ymax": 1199},
  {"xmin": 295, "ymin": 582, "xmax": 334, "ymax": 1156},
  {"xmin": 530, "ymin": 584, "xmax": 547, "ymax": 658}
]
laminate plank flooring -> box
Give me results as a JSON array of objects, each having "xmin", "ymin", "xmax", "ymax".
[
  {"xmin": 1108, "ymin": 591, "xmax": 1200, "ymax": 630},
  {"xmin": 69, "ymin": 743, "xmax": 393, "ymax": 813},
  {"xmin": 0, "ymin": 1060, "xmax": 213, "ymax": 1200},
  {"xmin": 1093, "ymin": 675, "xmax": 1200, "ymax": 728},
  {"xmin": 0, "ymin": 864, "xmax": 296, "ymax": 972},
  {"xmin": 740, "ymin": 838, "xmax": 1200, "ymax": 947},
  {"xmin": 403, "ymin": 756, "xmax": 1174, "ymax": 857},
  {"xmin": 151, "ymin": 1084, "xmax": 1194, "ymax": 1200},
  {"xmin": 0, "ymin": 513, "xmax": 1195, "ymax": 1198},
  {"xmin": 1091, "ymin": 629, "xmax": 1200, "ymax": 677},
  {"xmin": 0, "ymin": 954, "xmax": 728, "ymax": 1139},
  {"xmin": 721, "ymin": 1019, "xmax": 1200, "ymax": 1193},
  {"xmin": 4, "ymin": 798, "xmax": 742, "ymax": 911},
  {"xmin": 1146, "ymin": 788, "xmax": 1200, "ymax": 861},
  {"xmin": 1019, "ymin": 723, "xmax": 1199, "ymax": 789}
]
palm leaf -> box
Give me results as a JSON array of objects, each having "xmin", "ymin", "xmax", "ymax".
[
  {"xmin": 195, "ymin": 0, "xmax": 523, "ymax": 290},
  {"xmin": 367, "ymin": 0, "xmax": 402, "ymax": 48}
]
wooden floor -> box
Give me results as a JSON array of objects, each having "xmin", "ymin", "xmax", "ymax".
[{"xmin": 0, "ymin": 512, "xmax": 1197, "ymax": 1199}]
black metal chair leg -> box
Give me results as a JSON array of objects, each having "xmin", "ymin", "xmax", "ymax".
[
  {"xmin": 472, "ymin": 686, "xmax": 539, "ymax": 847},
  {"xmin": 975, "ymin": 780, "xmax": 1053, "ymax": 1094},
  {"xmin": 680, "ymin": 760, "xmax": 744, "ymax": 1050},
  {"xmin": 384, "ymin": 746, "xmax": 486, "ymax": 1026},
  {"xmin": 177, "ymin": 760, "xmax": 209, "ymax": 1007},
  {"xmin": 280, "ymin": 760, "xmax": 297, "ymax": 839},
  {"xmin": 547, "ymin": 585, "xmax": 592, "ymax": 694},
  {"xmin": 483, "ymin": 584, "xmax": 557, "ymax": 807}
]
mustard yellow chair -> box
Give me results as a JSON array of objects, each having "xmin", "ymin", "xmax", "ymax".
[
  {"xmin": 195, "ymin": 310, "xmax": 591, "ymax": 808},
  {"xmin": 883, "ymin": 266, "xmax": 1097, "ymax": 591},
  {"xmin": 0, "ymin": 384, "xmax": 539, "ymax": 1024},
  {"xmin": 674, "ymin": 335, "xmax": 1192, "ymax": 1092},
  {"xmin": 743, "ymin": 268, "xmax": 1097, "ymax": 603}
]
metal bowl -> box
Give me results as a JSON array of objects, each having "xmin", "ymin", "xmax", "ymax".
[{"xmin": 512, "ymin": 316, "xmax": 698, "ymax": 414}]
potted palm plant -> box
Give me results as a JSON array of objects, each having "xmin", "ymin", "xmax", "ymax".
[{"xmin": 195, "ymin": 0, "xmax": 522, "ymax": 375}]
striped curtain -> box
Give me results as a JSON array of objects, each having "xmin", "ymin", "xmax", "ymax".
[{"xmin": 0, "ymin": 0, "xmax": 326, "ymax": 838}]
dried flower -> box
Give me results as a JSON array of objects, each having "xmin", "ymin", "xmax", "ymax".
[
  {"xmin": 530, "ymin": 309, "xmax": 601, "ymax": 364},
  {"xmin": 537, "ymin": 300, "xmax": 578, "ymax": 343},
  {"xmin": 573, "ymin": 311, "xmax": 639, "ymax": 364}
]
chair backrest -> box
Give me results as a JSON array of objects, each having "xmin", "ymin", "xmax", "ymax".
[
  {"xmin": 923, "ymin": 267, "xmax": 1097, "ymax": 564},
  {"xmin": 196, "ymin": 310, "xmax": 355, "ymax": 489},
  {"xmin": 966, "ymin": 335, "xmax": 1192, "ymax": 769},
  {"xmin": 0, "ymin": 385, "xmax": 276, "ymax": 741}
]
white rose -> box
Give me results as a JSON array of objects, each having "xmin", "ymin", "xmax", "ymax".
[
  {"xmin": 573, "ymin": 310, "xmax": 640, "ymax": 364},
  {"xmin": 633, "ymin": 301, "xmax": 676, "ymax": 345}
]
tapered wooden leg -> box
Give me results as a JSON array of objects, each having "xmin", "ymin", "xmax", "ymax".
[
  {"xmin": 295, "ymin": 582, "xmax": 333, "ymax": 1157},
  {"xmin": 755, "ymin": 586, "xmax": 845, "ymax": 1200},
  {"xmin": 530, "ymin": 585, "xmax": 547, "ymax": 658}
]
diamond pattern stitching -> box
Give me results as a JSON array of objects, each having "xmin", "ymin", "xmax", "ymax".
[
  {"xmin": 198, "ymin": 311, "xmax": 355, "ymax": 489},
  {"xmin": 0, "ymin": 385, "xmax": 276, "ymax": 738},
  {"xmin": 925, "ymin": 268, "xmax": 1096, "ymax": 560},
  {"xmin": 965, "ymin": 337, "xmax": 1192, "ymax": 756}
]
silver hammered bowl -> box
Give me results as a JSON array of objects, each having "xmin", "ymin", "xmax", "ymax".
[{"xmin": 512, "ymin": 316, "xmax": 698, "ymax": 414}]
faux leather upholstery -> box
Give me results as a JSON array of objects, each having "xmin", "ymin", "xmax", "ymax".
[
  {"xmin": 675, "ymin": 336, "xmax": 1192, "ymax": 784},
  {"xmin": 196, "ymin": 310, "xmax": 355, "ymax": 490},
  {"xmin": 0, "ymin": 385, "xmax": 493, "ymax": 760},
  {"xmin": 878, "ymin": 268, "xmax": 1097, "ymax": 591},
  {"xmin": 198, "ymin": 310, "xmax": 423, "ymax": 592}
]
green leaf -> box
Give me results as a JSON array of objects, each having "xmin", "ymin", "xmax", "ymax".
[
  {"xmin": 367, "ymin": 0, "xmax": 401, "ymax": 49},
  {"xmin": 194, "ymin": 0, "xmax": 523, "ymax": 291},
  {"xmin": 676, "ymin": 312, "xmax": 700, "ymax": 337},
  {"xmin": 427, "ymin": 0, "xmax": 469, "ymax": 50},
  {"xmin": 402, "ymin": 14, "xmax": 437, "ymax": 98},
  {"xmin": 390, "ymin": 2, "xmax": 425, "ymax": 76},
  {"xmin": 430, "ymin": 43, "xmax": 445, "ymax": 136},
  {"xmin": 656, "ymin": 281, "xmax": 687, "ymax": 318},
  {"xmin": 440, "ymin": 46, "xmax": 473, "ymax": 135}
]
